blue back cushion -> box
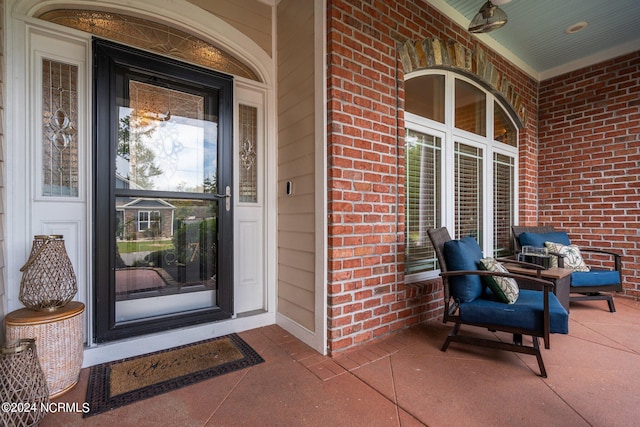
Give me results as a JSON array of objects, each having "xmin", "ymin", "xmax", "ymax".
[
  {"xmin": 519, "ymin": 231, "xmax": 571, "ymax": 248},
  {"xmin": 443, "ymin": 236, "xmax": 484, "ymax": 302}
]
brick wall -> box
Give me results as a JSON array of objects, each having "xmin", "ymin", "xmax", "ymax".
[
  {"xmin": 539, "ymin": 51, "xmax": 640, "ymax": 298},
  {"xmin": 326, "ymin": 0, "xmax": 539, "ymax": 353}
]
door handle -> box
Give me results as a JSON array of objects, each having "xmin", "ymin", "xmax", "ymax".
[{"xmin": 213, "ymin": 185, "xmax": 231, "ymax": 212}]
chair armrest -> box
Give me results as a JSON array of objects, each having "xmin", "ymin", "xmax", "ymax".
[
  {"xmin": 546, "ymin": 251, "xmax": 565, "ymax": 268},
  {"xmin": 579, "ymin": 248, "xmax": 622, "ymax": 272},
  {"xmin": 498, "ymin": 257, "xmax": 546, "ymax": 276},
  {"xmin": 440, "ymin": 270, "xmax": 554, "ymax": 290}
]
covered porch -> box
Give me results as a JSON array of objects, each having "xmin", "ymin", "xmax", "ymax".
[
  {"xmin": 1, "ymin": 2, "xmax": 639, "ymax": 425},
  {"xmin": 44, "ymin": 296, "xmax": 640, "ymax": 426}
]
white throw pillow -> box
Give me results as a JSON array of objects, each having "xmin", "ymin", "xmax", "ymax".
[{"xmin": 544, "ymin": 242, "xmax": 590, "ymax": 272}]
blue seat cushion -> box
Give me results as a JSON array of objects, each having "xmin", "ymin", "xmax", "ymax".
[
  {"xmin": 459, "ymin": 290, "xmax": 569, "ymax": 334},
  {"xmin": 519, "ymin": 231, "xmax": 571, "ymax": 248},
  {"xmin": 443, "ymin": 236, "xmax": 484, "ymax": 303},
  {"xmin": 571, "ymin": 270, "xmax": 621, "ymax": 287}
]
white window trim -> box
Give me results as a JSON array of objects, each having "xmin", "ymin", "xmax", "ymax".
[
  {"xmin": 137, "ymin": 210, "xmax": 160, "ymax": 232},
  {"xmin": 404, "ymin": 70, "xmax": 519, "ymax": 283}
]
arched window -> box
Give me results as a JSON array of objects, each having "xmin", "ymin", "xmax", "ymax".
[{"xmin": 404, "ymin": 71, "xmax": 518, "ymax": 279}]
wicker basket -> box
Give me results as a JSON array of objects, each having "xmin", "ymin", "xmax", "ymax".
[
  {"xmin": 19, "ymin": 235, "xmax": 77, "ymax": 311},
  {"xmin": 0, "ymin": 339, "xmax": 50, "ymax": 427},
  {"xmin": 5, "ymin": 302, "xmax": 85, "ymax": 398}
]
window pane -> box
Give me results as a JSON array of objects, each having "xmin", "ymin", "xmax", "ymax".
[
  {"xmin": 115, "ymin": 197, "xmax": 218, "ymax": 322},
  {"xmin": 455, "ymin": 142, "xmax": 483, "ymax": 244},
  {"xmin": 405, "ymin": 75, "xmax": 445, "ymax": 123},
  {"xmin": 455, "ymin": 79, "xmax": 486, "ymax": 136},
  {"xmin": 494, "ymin": 102, "xmax": 517, "ymax": 146},
  {"xmin": 405, "ymin": 129, "xmax": 441, "ymax": 274},
  {"xmin": 116, "ymin": 81, "xmax": 218, "ymax": 193},
  {"xmin": 138, "ymin": 211, "xmax": 149, "ymax": 231},
  {"xmin": 42, "ymin": 59, "xmax": 79, "ymax": 197},
  {"xmin": 404, "ymin": 72, "xmax": 519, "ymax": 272},
  {"xmin": 494, "ymin": 153, "xmax": 515, "ymax": 256}
]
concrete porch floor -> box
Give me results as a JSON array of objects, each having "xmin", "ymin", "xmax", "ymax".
[{"xmin": 42, "ymin": 296, "xmax": 640, "ymax": 426}]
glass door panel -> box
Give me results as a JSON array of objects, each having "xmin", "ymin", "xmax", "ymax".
[
  {"xmin": 114, "ymin": 197, "xmax": 218, "ymax": 322},
  {"xmin": 116, "ymin": 81, "xmax": 217, "ymax": 193},
  {"xmin": 114, "ymin": 82, "xmax": 219, "ymax": 322}
]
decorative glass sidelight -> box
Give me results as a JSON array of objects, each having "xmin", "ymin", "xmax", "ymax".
[
  {"xmin": 42, "ymin": 59, "xmax": 79, "ymax": 197},
  {"xmin": 239, "ymin": 104, "xmax": 258, "ymax": 203}
]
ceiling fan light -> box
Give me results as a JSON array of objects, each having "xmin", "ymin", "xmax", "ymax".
[{"xmin": 468, "ymin": 1, "xmax": 508, "ymax": 34}]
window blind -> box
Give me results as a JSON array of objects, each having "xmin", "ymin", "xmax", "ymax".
[
  {"xmin": 493, "ymin": 153, "xmax": 514, "ymax": 256},
  {"xmin": 455, "ymin": 142, "xmax": 483, "ymax": 245},
  {"xmin": 405, "ymin": 129, "xmax": 441, "ymax": 274}
]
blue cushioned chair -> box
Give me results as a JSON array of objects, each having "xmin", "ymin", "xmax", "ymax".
[
  {"xmin": 512, "ymin": 226, "xmax": 622, "ymax": 312},
  {"xmin": 428, "ymin": 227, "xmax": 568, "ymax": 378}
]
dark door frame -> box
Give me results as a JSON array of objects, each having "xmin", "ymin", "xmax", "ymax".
[{"xmin": 93, "ymin": 39, "xmax": 234, "ymax": 342}]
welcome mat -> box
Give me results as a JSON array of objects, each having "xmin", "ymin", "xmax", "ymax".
[{"xmin": 84, "ymin": 333, "xmax": 264, "ymax": 417}]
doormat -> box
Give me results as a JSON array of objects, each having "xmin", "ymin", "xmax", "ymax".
[{"xmin": 84, "ymin": 333, "xmax": 264, "ymax": 417}]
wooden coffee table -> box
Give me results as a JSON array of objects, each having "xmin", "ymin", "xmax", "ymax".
[{"xmin": 505, "ymin": 265, "xmax": 572, "ymax": 312}]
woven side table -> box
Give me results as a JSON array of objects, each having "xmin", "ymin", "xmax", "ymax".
[{"xmin": 5, "ymin": 301, "xmax": 84, "ymax": 398}]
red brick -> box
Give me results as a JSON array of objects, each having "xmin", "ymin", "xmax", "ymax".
[{"xmin": 325, "ymin": 0, "xmax": 640, "ymax": 356}]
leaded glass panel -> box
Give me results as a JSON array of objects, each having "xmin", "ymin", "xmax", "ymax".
[
  {"xmin": 42, "ymin": 59, "xmax": 79, "ymax": 197},
  {"xmin": 239, "ymin": 104, "xmax": 258, "ymax": 203}
]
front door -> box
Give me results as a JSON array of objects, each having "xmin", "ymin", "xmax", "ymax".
[{"xmin": 93, "ymin": 40, "xmax": 234, "ymax": 342}]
